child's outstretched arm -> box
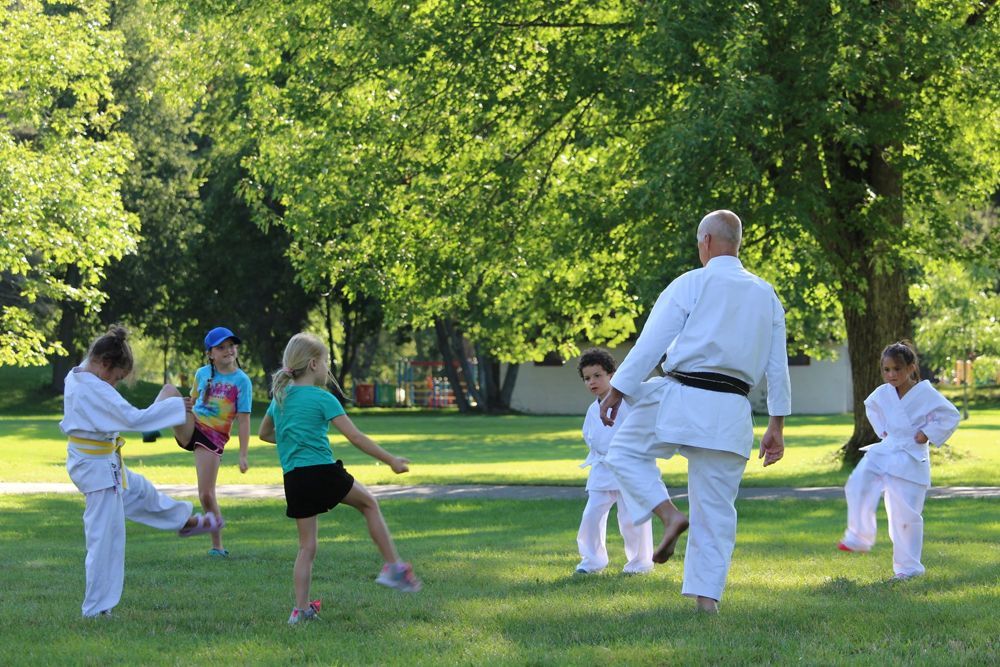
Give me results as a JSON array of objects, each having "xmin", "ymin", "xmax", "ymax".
[
  {"xmin": 331, "ymin": 415, "xmax": 409, "ymax": 474},
  {"xmin": 258, "ymin": 414, "xmax": 276, "ymax": 443}
]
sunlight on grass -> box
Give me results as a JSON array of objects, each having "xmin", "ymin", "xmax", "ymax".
[
  {"xmin": 3, "ymin": 408, "xmax": 1000, "ymax": 487},
  {"xmin": 0, "ymin": 494, "xmax": 996, "ymax": 664}
]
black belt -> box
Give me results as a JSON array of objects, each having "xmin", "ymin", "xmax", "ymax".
[{"xmin": 666, "ymin": 371, "xmax": 750, "ymax": 397}]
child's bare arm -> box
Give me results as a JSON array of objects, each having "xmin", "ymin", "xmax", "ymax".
[
  {"xmin": 237, "ymin": 412, "xmax": 251, "ymax": 472},
  {"xmin": 258, "ymin": 414, "xmax": 276, "ymax": 443},
  {"xmin": 331, "ymin": 415, "xmax": 409, "ymax": 473}
]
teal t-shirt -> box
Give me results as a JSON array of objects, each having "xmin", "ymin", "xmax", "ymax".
[{"xmin": 266, "ymin": 385, "xmax": 347, "ymax": 474}]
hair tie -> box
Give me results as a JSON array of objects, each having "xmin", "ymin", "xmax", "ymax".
[{"xmin": 282, "ymin": 367, "xmax": 295, "ymax": 375}]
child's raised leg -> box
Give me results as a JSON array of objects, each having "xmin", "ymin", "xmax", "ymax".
[
  {"xmin": 294, "ymin": 516, "xmax": 319, "ymax": 610},
  {"xmin": 340, "ymin": 481, "xmax": 399, "ymax": 563},
  {"xmin": 194, "ymin": 446, "xmax": 224, "ymax": 551},
  {"xmin": 156, "ymin": 384, "xmax": 195, "ymax": 445},
  {"xmin": 341, "ymin": 481, "xmax": 422, "ymax": 591},
  {"xmin": 122, "ymin": 468, "xmax": 193, "ymax": 530}
]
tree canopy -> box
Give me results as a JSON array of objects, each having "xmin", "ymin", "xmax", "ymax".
[
  {"xmin": 2, "ymin": 1, "xmax": 998, "ymax": 442},
  {"xmin": 1, "ymin": 0, "xmax": 136, "ymax": 366}
]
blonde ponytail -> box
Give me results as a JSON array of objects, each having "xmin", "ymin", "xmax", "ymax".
[{"xmin": 272, "ymin": 333, "xmax": 342, "ymax": 407}]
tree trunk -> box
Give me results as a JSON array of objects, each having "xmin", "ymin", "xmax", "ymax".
[
  {"xmin": 323, "ymin": 292, "xmax": 343, "ymax": 387},
  {"xmin": 48, "ymin": 267, "xmax": 85, "ymax": 394},
  {"xmin": 839, "ymin": 144, "xmax": 910, "ymax": 465},
  {"xmin": 449, "ymin": 323, "xmax": 483, "ymax": 407},
  {"xmin": 162, "ymin": 339, "xmax": 170, "ymax": 385},
  {"xmin": 474, "ymin": 346, "xmax": 518, "ymax": 413},
  {"xmin": 499, "ymin": 362, "xmax": 519, "ymax": 409},
  {"xmin": 476, "ymin": 345, "xmax": 494, "ymax": 412},
  {"xmin": 433, "ymin": 318, "xmax": 471, "ymax": 412}
]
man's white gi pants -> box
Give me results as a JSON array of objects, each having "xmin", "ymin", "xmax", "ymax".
[
  {"xmin": 576, "ymin": 490, "xmax": 654, "ymax": 574},
  {"xmin": 841, "ymin": 458, "xmax": 927, "ymax": 577},
  {"xmin": 605, "ymin": 390, "xmax": 748, "ymax": 601},
  {"xmin": 81, "ymin": 468, "xmax": 192, "ymax": 617}
]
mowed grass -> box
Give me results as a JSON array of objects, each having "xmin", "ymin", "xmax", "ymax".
[
  {"xmin": 2, "ymin": 365, "xmax": 999, "ymax": 488},
  {"xmin": 1, "ymin": 493, "xmax": 997, "ymax": 665}
]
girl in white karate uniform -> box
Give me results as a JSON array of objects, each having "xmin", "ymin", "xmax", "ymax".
[
  {"xmin": 62, "ymin": 326, "xmax": 220, "ymax": 617},
  {"xmin": 575, "ymin": 349, "xmax": 654, "ymax": 575},
  {"xmin": 838, "ymin": 341, "xmax": 960, "ymax": 580}
]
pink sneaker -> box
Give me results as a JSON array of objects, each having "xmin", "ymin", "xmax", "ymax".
[
  {"xmin": 287, "ymin": 600, "xmax": 321, "ymax": 625},
  {"xmin": 375, "ymin": 562, "xmax": 422, "ymax": 592},
  {"xmin": 178, "ymin": 513, "xmax": 224, "ymax": 537},
  {"xmin": 837, "ymin": 542, "xmax": 854, "ymax": 552}
]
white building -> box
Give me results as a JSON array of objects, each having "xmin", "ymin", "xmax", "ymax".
[{"xmin": 509, "ymin": 344, "xmax": 853, "ymax": 416}]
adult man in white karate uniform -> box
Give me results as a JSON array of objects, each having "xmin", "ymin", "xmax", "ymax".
[{"xmin": 600, "ymin": 210, "xmax": 791, "ymax": 614}]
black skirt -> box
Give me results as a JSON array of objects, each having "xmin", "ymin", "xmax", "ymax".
[{"xmin": 283, "ymin": 461, "xmax": 355, "ymax": 519}]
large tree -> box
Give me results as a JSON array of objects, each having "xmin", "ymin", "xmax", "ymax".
[
  {"xmin": 605, "ymin": 1, "xmax": 999, "ymax": 461},
  {"xmin": 176, "ymin": 1, "xmax": 999, "ymax": 433},
  {"xmin": 1, "ymin": 0, "xmax": 136, "ymax": 370}
]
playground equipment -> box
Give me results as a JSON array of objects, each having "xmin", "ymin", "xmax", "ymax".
[{"xmin": 351, "ymin": 359, "xmax": 468, "ymax": 408}]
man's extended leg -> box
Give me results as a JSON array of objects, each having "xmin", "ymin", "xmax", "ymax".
[{"xmin": 604, "ymin": 385, "xmax": 686, "ymax": 563}]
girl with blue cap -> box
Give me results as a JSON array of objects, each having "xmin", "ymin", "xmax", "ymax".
[{"xmin": 173, "ymin": 326, "xmax": 253, "ymax": 557}]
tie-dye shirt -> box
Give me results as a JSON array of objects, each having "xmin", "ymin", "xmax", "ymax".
[{"xmin": 192, "ymin": 365, "xmax": 253, "ymax": 448}]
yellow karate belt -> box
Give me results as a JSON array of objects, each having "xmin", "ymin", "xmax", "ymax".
[{"xmin": 68, "ymin": 435, "xmax": 128, "ymax": 488}]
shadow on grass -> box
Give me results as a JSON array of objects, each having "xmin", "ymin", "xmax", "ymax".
[{"xmin": 1, "ymin": 494, "xmax": 997, "ymax": 665}]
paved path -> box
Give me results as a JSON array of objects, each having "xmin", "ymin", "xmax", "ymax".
[{"xmin": 2, "ymin": 482, "xmax": 998, "ymax": 500}]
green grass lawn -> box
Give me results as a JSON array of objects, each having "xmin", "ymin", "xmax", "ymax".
[
  {"xmin": 2, "ymin": 365, "xmax": 999, "ymax": 488},
  {"xmin": 3, "ymin": 367, "xmax": 998, "ymax": 664},
  {"xmin": 1, "ymin": 494, "xmax": 996, "ymax": 665}
]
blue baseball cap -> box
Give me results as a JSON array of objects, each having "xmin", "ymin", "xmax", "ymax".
[{"xmin": 204, "ymin": 326, "xmax": 242, "ymax": 350}]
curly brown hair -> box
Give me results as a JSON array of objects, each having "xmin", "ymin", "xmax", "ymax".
[{"xmin": 577, "ymin": 348, "xmax": 617, "ymax": 378}]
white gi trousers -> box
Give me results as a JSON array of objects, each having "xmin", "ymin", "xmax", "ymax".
[
  {"xmin": 576, "ymin": 490, "xmax": 654, "ymax": 573},
  {"xmin": 605, "ymin": 390, "xmax": 748, "ymax": 601},
  {"xmin": 80, "ymin": 468, "xmax": 192, "ymax": 617},
  {"xmin": 841, "ymin": 458, "xmax": 927, "ymax": 577}
]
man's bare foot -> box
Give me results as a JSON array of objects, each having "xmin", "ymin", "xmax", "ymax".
[
  {"xmin": 652, "ymin": 514, "xmax": 689, "ymax": 564},
  {"xmin": 695, "ymin": 596, "xmax": 719, "ymax": 614}
]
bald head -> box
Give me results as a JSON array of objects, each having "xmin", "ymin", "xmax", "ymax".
[{"xmin": 696, "ymin": 210, "xmax": 742, "ymax": 262}]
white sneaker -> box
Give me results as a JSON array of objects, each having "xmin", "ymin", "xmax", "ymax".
[{"xmin": 287, "ymin": 600, "xmax": 321, "ymax": 625}]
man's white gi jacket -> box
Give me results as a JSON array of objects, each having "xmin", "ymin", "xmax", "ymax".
[{"xmin": 610, "ymin": 256, "xmax": 792, "ymax": 458}]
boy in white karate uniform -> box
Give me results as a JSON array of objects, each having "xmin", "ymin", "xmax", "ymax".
[
  {"xmin": 62, "ymin": 326, "xmax": 220, "ymax": 617},
  {"xmin": 839, "ymin": 341, "xmax": 961, "ymax": 580},
  {"xmin": 575, "ymin": 348, "xmax": 654, "ymax": 575}
]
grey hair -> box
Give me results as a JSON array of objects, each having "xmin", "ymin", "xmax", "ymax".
[{"xmin": 697, "ymin": 210, "xmax": 742, "ymax": 249}]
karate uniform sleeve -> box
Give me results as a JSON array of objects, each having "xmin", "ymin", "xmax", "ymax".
[
  {"xmin": 764, "ymin": 289, "xmax": 792, "ymax": 416},
  {"xmin": 919, "ymin": 391, "xmax": 961, "ymax": 446},
  {"xmin": 81, "ymin": 385, "xmax": 186, "ymax": 433},
  {"xmin": 611, "ymin": 278, "xmax": 690, "ymax": 398},
  {"xmin": 864, "ymin": 386, "xmax": 888, "ymax": 438}
]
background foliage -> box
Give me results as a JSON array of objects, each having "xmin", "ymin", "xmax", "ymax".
[{"xmin": 2, "ymin": 1, "xmax": 999, "ymax": 445}]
